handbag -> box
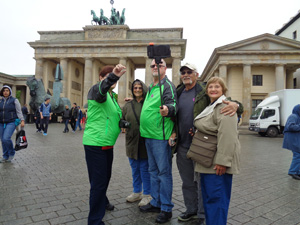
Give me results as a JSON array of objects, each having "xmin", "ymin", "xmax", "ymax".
[
  {"xmin": 187, "ymin": 130, "xmax": 217, "ymax": 168},
  {"xmin": 15, "ymin": 129, "xmax": 28, "ymax": 151}
]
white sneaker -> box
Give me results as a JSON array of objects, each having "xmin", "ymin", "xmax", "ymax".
[
  {"xmin": 126, "ymin": 192, "xmax": 142, "ymax": 202},
  {"xmin": 138, "ymin": 194, "xmax": 152, "ymax": 207}
]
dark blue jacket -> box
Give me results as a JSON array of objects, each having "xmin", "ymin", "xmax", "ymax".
[
  {"xmin": 282, "ymin": 104, "xmax": 300, "ymax": 153},
  {"xmin": 0, "ymin": 96, "xmax": 18, "ymax": 123}
]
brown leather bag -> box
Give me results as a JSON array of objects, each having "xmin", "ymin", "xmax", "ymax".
[{"xmin": 187, "ymin": 130, "xmax": 217, "ymax": 168}]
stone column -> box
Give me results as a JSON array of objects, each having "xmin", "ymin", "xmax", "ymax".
[
  {"xmin": 145, "ymin": 58, "xmax": 153, "ymax": 86},
  {"xmin": 242, "ymin": 64, "xmax": 252, "ymax": 124},
  {"xmin": 35, "ymin": 58, "xmax": 44, "ymax": 80},
  {"xmin": 214, "ymin": 71, "xmax": 219, "ymax": 77},
  {"xmin": 60, "ymin": 58, "xmax": 69, "ymax": 98},
  {"xmin": 219, "ymin": 64, "xmax": 227, "ymax": 85},
  {"xmin": 0, "ymin": 83, "xmax": 3, "ymax": 90},
  {"xmin": 11, "ymin": 85, "xmax": 17, "ymax": 98},
  {"xmin": 83, "ymin": 58, "xmax": 93, "ymax": 107},
  {"xmin": 172, "ymin": 58, "xmax": 181, "ymax": 87},
  {"xmin": 286, "ymin": 69, "xmax": 294, "ymax": 89},
  {"xmin": 26, "ymin": 86, "xmax": 31, "ymax": 106},
  {"xmin": 275, "ymin": 64, "xmax": 286, "ymax": 90},
  {"xmin": 118, "ymin": 58, "xmax": 127, "ymax": 107}
]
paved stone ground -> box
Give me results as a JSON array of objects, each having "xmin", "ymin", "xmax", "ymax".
[{"xmin": 0, "ymin": 124, "xmax": 300, "ymax": 225}]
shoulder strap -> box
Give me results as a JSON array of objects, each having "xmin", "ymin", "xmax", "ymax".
[{"xmin": 130, "ymin": 101, "xmax": 140, "ymax": 126}]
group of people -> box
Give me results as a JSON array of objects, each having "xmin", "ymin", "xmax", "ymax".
[
  {"xmin": 82, "ymin": 61, "xmax": 243, "ymax": 225},
  {"xmin": 62, "ymin": 103, "xmax": 86, "ymax": 133}
]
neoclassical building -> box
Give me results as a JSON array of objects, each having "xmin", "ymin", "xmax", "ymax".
[
  {"xmin": 0, "ymin": 72, "xmax": 32, "ymax": 106},
  {"xmin": 28, "ymin": 25, "xmax": 187, "ymax": 107},
  {"xmin": 200, "ymin": 33, "xmax": 300, "ymax": 124}
]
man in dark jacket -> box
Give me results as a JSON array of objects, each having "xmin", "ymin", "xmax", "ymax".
[
  {"xmin": 34, "ymin": 108, "xmax": 41, "ymax": 132},
  {"xmin": 70, "ymin": 103, "xmax": 78, "ymax": 132},
  {"xmin": 171, "ymin": 63, "xmax": 243, "ymax": 225},
  {"xmin": 63, "ymin": 105, "xmax": 71, "ymax": 133}
]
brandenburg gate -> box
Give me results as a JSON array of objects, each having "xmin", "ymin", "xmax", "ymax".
[{"xmin": 28, "ymin": 25, "xmax": 186, "ymax": 107}]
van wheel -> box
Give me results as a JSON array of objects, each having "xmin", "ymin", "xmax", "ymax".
[
  {"xmin": 259, "ymin": 132, "xmax": 266, "ymax": 136},
  {"xmin": 266, "ymin": 127, "xmax": 279, "ymax": 137}
]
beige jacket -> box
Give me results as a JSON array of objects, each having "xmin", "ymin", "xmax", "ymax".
[{"xmin": 193, "ymin": 98, "xmax": 241, "ymax": 175}]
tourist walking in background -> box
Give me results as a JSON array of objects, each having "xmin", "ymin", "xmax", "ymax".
[
  {"xmin": 62, "ymin": 105, "xmax": 71, "ymax": 133},
  {"xmin": 22, "ymin": 103, "xmax": 29, "ymax": 123},
  {"xmin": 34, "ymin": 107, "xmax": 41, "ymax": 133},
  {"xmin": 122, "ymin": 79, "xmax": 152, "ymax": 207},
  {"xmin": 40, "ymin": 97, "xmax": 52, "ymax": 136},
  {"xmin": 282, "ymin": 104, "xmax": 300, "ymax": 180},
  {"xmin": 193, "ymin": 77, "xmax": 241, "ymax": 225},
  {"xmin": 82, "ymin": 64, "xmax": 126, "ymax": 225},
  {"xmin": 75, "ymin": 106, "xmax": 83, "ymax": 131},
  {"xmin": 70, "ymin": 103, "xmax": 78, "ymax": 132},
  {"xmin": 0, "ymin": 85, "xmax": 25, "ymax": 163}
]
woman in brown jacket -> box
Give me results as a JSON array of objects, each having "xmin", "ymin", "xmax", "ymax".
[
  {"xmin": 193, "ymin": 77, "xmax": 241, "ymax": 225},
  {"xmin": 122, "ymin": 79, "xmax": 152, "ymax": 207}
]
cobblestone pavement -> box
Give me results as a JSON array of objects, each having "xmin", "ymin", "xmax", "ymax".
[{"xmin": 0, "ymin": 124, "xmax": 300, "ymax": 225}]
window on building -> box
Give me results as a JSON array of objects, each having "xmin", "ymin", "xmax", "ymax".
[
  {"xmin": 252, "ymin": 99, "xmax": 263, "ymax": 113},
  {"xmin": 293, "ymin": 31, "xmax": 297, "ymax": 40},
  {"xmin": 294, "ymin": 78, "xmax": 297, "ymax": 89},
  {"xmin": 252, "ymin": 75, "xmax": 263, "ymax": 86}
]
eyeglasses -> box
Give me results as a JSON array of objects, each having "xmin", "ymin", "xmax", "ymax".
[
  {"xmin": 150, "ymin": 65, "xmax": 165, "ymax": 68},
  {"xmin": 180, "ymin": 71, "xmax": 194, "ymax": 75},
  {"xmin": 133, "ymin": 87, "xmax": 143, "ymax": 90}
]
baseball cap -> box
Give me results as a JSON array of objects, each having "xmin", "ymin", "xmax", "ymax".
[{"xmin": 180, "ymin": 63, "xmax": 198, "ymax": 72}]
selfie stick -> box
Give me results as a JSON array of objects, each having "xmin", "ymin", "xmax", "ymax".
[{"xmin": 149, "ymin": 43, "xmax": 164, "ymax": 109}]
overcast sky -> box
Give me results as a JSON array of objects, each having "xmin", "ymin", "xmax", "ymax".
[{"xmin": 0, "ymin": 0, "xmax": 299, "ymax": 78}]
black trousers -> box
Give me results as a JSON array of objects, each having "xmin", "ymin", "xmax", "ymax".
[
  {"xmin": 84, "ymin": 145, "xmax": 113, "ymax": 225},
  {"xmin": 40, "ymin": 117, "xmax": 50, "ymax": 133},
  {"xmin": 70, "ymin": 118, "xmax": 76, "ymax": 131}
]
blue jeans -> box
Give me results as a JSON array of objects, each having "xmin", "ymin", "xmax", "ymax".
[
  {"xmin": 129, "ymin": 158, "xmax": 151, "ymax": 195},
  {"xmin": 64, "ymin": 119, "xmax": 69, "ymax": 132},
  {"xmin": 84, "ymin": 145, "xmax": 113, "ymax": 225},
  {"xmin": 201, "ymin": 173, "xmax": 232, "ymax": 225},
  {"xmin": 75, "ymin": 118, "xmax": 82, "ymax": 131},
  {"xmin": 145, "ymin": 138, "xmax": 174, "ymax": 212},
  {"xmin": 0, "ymin": 122, "xmax": 17, "ymax": 160},
  {"xmin": 289, "ymin": 151, "xmax": 300, "ymax": 175}
]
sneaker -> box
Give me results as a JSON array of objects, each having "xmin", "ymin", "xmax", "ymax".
[
  {"xmin": 72, "ymin": 130, "xmax": 75, "ymax": 133},
  {"xmin": 178, "ymin": 212, "xmax": 198, "ymax": 221},
  {"xmin": 126, "ymin": 192, "xmax": 142, "ymax": 203},
  {"xmin": 138, "ymin": 194, "xmax": 152, "ymax": 206},
  {"xmin": 0, "ymin": 158, "xmax": 7, "ymax": 163},
  {"xmin": 63, "ymin": 131, "xmax": 66, "ymax": 133},
  {"xmin": 38, "ymin": 130, "xmax": 42, "ymax": 133},
  {"xmin": 36, "ymin": 129, "xmax": 39, "ymax": 133},
  {"xmin": 43, "ymin": 133, "xmax": 47, "ymax": 136},
  {"xmin": 106, "ymin": 203, "xmax": 115, "ymax": 211},
  {"xmin": 156, "ymin": 211, "xmax": 172, "ymax": 223},
  {"xmin": 139, "ymin": 203, "xmax": 160, "ymax": 213}
]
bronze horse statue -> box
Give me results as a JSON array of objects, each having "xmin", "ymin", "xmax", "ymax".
[{"xmin": 26, "ymin": 65, "xmax": 71, "ymax": 113}]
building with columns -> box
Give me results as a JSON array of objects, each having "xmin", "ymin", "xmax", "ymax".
[
  {"xmin": 0, "ymin": 72, "xmax": 33, "ymax": 106},
  {"xmin": 276, "ymin": 10, "xmax": 300, "ymax": 88},
  {"xmin": 200, "ymin": 33, "xmax": 300, "ymax": 124},
  {"xmin": 28, "ymin": 25, "xmax": 186, "ymax": 107}
]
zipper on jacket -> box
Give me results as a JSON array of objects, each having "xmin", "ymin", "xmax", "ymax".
[{"xmin": 105, "ymin": 117, "xmax": 109, "ymax": 134}]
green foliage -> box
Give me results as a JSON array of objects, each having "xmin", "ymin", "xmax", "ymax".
[{"xmin": 16, "ymin": 90, "xmax": 21, "ymax": 102}]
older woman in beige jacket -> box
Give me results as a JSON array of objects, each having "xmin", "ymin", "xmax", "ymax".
[{"xmin": 193, "ymin": 77, "xmax": 241, "ymax": 225}]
